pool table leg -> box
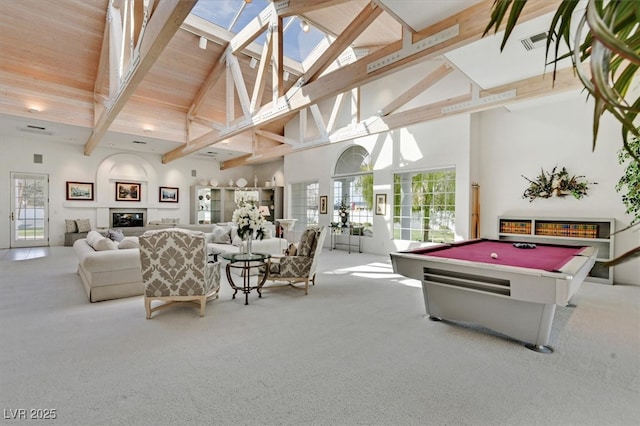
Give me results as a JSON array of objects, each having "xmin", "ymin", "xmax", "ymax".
[{"xmin": 524, "ymin": 303, "xmax": 556, "ymax": 353}]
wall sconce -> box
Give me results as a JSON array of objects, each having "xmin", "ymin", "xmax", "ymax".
[
  {"xmin": 198, "ymin": 36, "xmax": 207, "ymax": 50},
  {"xmin": 300, "ymin": 20, "xmax": 310, "ymax": 33}
]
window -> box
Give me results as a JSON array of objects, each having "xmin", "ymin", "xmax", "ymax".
[
  {"xmin": 192, "ymin": 0, "xmax": 327, "ymax": 63},
  {"xmin": 393, "ymin": 169, "xmax": 456, "ymax": 243},
  {"xmin": 290, "ymin": 181, "xmax": 319, "ymax": 234},
  {"xmin": 333, "ymin": 146, "xmax": 373, "ymax": 233}
]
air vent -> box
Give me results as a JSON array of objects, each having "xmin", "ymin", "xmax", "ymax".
[
  {"xmin": 18, "ymin": 125, "xmax": 54, "ymax": 136},
  {"xmin": 132, "ymin": 140, "xmax": 147, "ymax": 144},
  {"xmin": 520, "ymin": 32, "xmax": 548, "ymax": 51},
  {"xmin": 196, "ymin": 151, "xmax": 218, "ymax": 158}
]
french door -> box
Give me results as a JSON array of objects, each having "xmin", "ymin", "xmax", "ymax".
[{"xmin": 10, "ymin": 172, "xmax": 49, "ymax": 247}]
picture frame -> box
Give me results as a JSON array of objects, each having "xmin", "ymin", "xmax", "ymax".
[
  {"xmin": 375, "ymin": 193, "xmax": 387, "ymax": 215},
  {"xmin": 319, "ymin": 195, "xmax": 328, "ymax": 214},
  {"xmin": 115, "ymin": 182, "xmax": 141, "ymax": 201},
  {"xmin": 66, "ymin": 181, "xmax": 94, "ymax": 201},
  {"xmin": 159, "ymin": 186, "xmax": 179, "ymax": 203}
]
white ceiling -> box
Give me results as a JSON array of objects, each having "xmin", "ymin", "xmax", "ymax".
[
  {"xmin": 378, "ymin": 0, "xmax": 483, "ymax": 32},
  {"xmin": 0, "ymin": 113, "xmax": 248, "ymax": 162}
]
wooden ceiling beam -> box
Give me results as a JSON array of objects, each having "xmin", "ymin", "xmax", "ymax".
[
  {"xmin": 220, "ymin": 142, "xmax": 293, "ymax": 170},
  {"xmin": 229, "ymin": 3, "xmax": 273, "ymax": 54},
  {"xmin": 162, "ymin": 0, "xmax": 558, "ymax": 163},
  {"xmin": 379, "ymin": 63, "xmax": 453, "ymax": 116},
  {"xmin": 271, "ymin": 15, "xmax": 284, "ymax": 104},
  {"xmin": 273, "ymin": 66, "xmax": 583, "ymax": 153},
  {"xmin": 84, "ymin": 0, "xmax": 197, "ymax": 155},
  {"xmin": 274, "ymin": 0, "xmax": 351, "ymax": 17},
  {"xmin": 302, "ymin": 1, "xmax": 382, "ymax": 84},
  {"xmin": 250, "ymin": 29, "xmax": 273, "ymax": 112}
]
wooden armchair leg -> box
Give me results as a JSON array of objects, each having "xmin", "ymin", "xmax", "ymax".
[
  {"xmin": 145, "ymin": 297, "xmax": 152, "ymax": 319},
  {"xmin": 199, "ymin": 296, "xmax": 206, "ymax": 317}
]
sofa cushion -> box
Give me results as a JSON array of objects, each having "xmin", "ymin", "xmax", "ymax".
[
  {"xmin": 211, "ymin": 224, "xmax": 231, "ymax": 244},
  {"xmin": 229, "ymin": 226, "xmax": 243, "ymax": 246},
  {"xmin": 87, "ymin": 230, "xmax": 117, "ymax": 251},
  {"xmin": 106, "ymin": 228, "xmax": 125, "ymax": 242},
  {"xmin": 76, "ymin": 218, "xmax": 92, "ymax": 233},
  {"xmin": 65, "ymin": 219, "xmax": 78, "ymax": 233},
  {"xmin": 118, "ymin": 237, "xmax": 139, "ymax": 249}
]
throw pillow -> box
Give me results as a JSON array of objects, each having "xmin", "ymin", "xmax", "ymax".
[
  {"xmin": 118, "ymin": 237, "xmax": 139, "ymax": 249},
  {"xmin": 210, "ymin": 225, "xmax": 231, "ymax": 244},
  {"xmin": 86, "ymin": 231, "xmax": 117, "ymax": 251},
  {"xmin": 93, "ymin": 237, "xmax": 118, "ymax": 251},
  {"xmin": 76, "ymin": 218, "xmax": 92, "ymax": 233},
  {"xmin": 86, "ymin": 230, "xmax": 103, "ymax": 249},
  {"xmin": 285, "ymin": 243, "xmax": 297, "ymax": 256},
  {"xmin": 263, "ymin": 227, "xmax": 273, "ymax": 239},
  {"xmin": 228, "ymin": 226, "xmax": 243, "ymax": 246},
  {"xmin": 65, "ymin": 219, "xmax": 78, "ymax": 233},
  {"xmin": 106, "ymin": 228, "xmax": 124, "ymax": 242}
]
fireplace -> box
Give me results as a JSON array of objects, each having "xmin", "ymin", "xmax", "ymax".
[{"xmin": 112, "ymin": 212, "xmax": 145, "ymax": 228}]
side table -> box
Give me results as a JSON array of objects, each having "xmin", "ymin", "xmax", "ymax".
[
  {"xmin": 330, "ymin": 224, "xmax": 363, "ymax": 253},
  {"xmin": 220, "ymin": 252, "xmax": 271, "ymax": 305}
]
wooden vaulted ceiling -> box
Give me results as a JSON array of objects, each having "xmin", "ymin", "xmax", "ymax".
[{"xmin": 0, "ymin": 0, "xmax": 578, "ymax": 169}]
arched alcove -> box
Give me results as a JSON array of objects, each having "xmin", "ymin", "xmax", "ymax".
[
  {"xmin": 96, "ymin": 153, "xmax": 157, "ymax": 204},
  {"xmin": 94, "ymin": 153, "xmax": 159, "ymax": 228}
]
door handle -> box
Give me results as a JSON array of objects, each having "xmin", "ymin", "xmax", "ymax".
[{"xmin": 10, "ymin": 211, "xmax": 14, "ymax": 221}]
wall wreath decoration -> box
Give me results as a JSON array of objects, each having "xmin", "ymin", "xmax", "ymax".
[{"xmin": 522, "ymin": 166, "xmax": 596, "ymax": 202}]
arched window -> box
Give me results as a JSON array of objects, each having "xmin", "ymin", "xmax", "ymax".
[{"xmin": 332, "ymin": 146, "xmax": 373, "ymax": 234}]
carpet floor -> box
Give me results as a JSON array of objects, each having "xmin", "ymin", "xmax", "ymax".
[{"xmin": 0, "ymin": 246, "xmax": 638, "ymax": 426}]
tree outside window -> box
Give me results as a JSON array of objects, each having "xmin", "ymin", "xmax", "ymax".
[{"xmin": 393, "ymin": 169, "xmax": 456, "ymax": 243}]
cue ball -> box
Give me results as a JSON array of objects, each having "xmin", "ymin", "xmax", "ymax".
[{"xmin": 491, "ymin": 252, "xmax": 498, "ymax": 259}]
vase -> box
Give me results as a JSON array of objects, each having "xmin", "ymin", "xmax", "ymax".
[
  {"xmin": 341, "ymin": 214, "xmax": 349, "ymax": 226},
  {"xmin": 244, "ymin": 235, "xmax": 253, "ymax": 255}
]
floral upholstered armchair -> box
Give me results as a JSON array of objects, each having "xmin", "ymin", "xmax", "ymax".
[
  {"xmin": 139, "ymin": 228, "xmax": 221, "ymax": 319},
  {"xmin": 264, "ymin": 226, "xmax": 327, "ymax": 295}
]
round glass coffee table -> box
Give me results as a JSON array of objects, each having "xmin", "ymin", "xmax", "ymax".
[{"xmin": 220, "ymin": 252, "xmax": 271, "ymax": 305}]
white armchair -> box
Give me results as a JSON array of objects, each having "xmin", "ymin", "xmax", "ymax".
[
  {"xmin": 139, "ymin": 228, "xmax": 221, "ymax": 318},
  {"xmin": 264, "ymin": 226, "xmax": 327, "ymax": 295}
]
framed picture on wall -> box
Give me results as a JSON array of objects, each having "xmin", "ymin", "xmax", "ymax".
[
  {"xmin": 159, "ymin": 186, "xmax": 179, "ymax": 203},
  {"xmin": 375, "ymin": 194, "xmax": 387, "ymax": 215},
  {"xmin": 66, "ymin": 181, "xmax": 94, "ymax": 201},
  {"xmin": 319, "ymin": 195, "xmax": 328, "ymax": 214},
  {"xmin": 116, "ymin": 182, "xmax": 141, "ymax": 201}
]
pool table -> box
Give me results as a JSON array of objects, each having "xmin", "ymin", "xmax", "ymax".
[{"xmin": 390, "ymin": 239, "xmax": 598, "ymax": 353}]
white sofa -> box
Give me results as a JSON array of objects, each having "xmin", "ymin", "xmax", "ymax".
[
  {"xmin": 205, "ymin": 222, "xmax": 288, "ymax": 258},
  {"xmin": 73, "ymin": 225, "xmax": 287, "ymax": 302},
  {"xmin": 73, "ymin": 231, "xmax": 143, "ymax": 302}
]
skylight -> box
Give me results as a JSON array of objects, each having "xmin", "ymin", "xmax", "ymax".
[{"xmin": 191, "ymin": 0, "xmax": 326, "ymax": 63}]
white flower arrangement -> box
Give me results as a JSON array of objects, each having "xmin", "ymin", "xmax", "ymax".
[{"xmin": 232, "ymin": 201, "xmax": 266, "ymax": 240}]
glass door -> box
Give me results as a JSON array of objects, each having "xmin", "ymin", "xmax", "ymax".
[{"xmin": 10, "ymin": 172, "xmax": 49, "ymax": 247}]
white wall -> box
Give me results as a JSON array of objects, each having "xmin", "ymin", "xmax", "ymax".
[
  {"xmin": 476, "ymin": 94, "xmax": 639, "ymax": 285},
  {"xmin": 285, "ymin": 114, "xmax": 472, "ymax": 255},
  {"xmin": 282, "ymin": 69, "xmax": 637, "ymax": 285},
  {"xmin": 0, "ymin": 136, "xmax": 281, "ymax": 248}
]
